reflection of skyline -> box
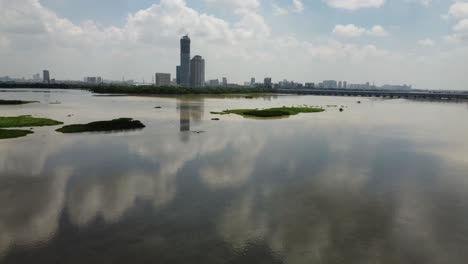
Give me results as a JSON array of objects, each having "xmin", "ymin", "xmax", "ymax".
[
  {"xmin": 177, "ymin": 98, "xmax": 204, "ymax": 142},
  {"xmin": 2, "ymin": 93, "xmax": 468, "ymax": 263}
]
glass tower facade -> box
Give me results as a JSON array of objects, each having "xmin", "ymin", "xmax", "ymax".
[{"xmin": 180, "ymin": 35, "xmax": 191, "ymax": 86}]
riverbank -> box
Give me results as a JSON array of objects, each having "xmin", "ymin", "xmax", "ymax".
[
  {"xmin": 89, "ymin": 85, "xmax": 276, "ymax": 95},
  {"xmin": 0, "ymin": 83, "xmax": 276, "ymax": 95}
]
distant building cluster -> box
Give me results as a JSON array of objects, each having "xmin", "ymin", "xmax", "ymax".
[
  {"xmin": 172, "ymin": 35, "xmax": 205, "ymax": 87},
  {"xmin": 0, "ymin": 36, "xmax": 414, "ymax": 90},
  {"xmin": 84, "ymin": 76, "xmax": 103, "ymax": 84}
]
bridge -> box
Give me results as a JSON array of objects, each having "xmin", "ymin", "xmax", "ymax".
[{"xmin": 277, "ymin": 89, "xmax": 468, "ymax": 101}]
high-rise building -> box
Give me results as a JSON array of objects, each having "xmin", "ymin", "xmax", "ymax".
[
  {"xmin": 264, "ymin": 77, "xmax": 272, "ymax": 88},
  {"xmin": 176, "ymin": 66, "xmax": 181, "ymax": 85},
  {"xmin": 190, "ymin": 55, "xmax": 205, "ymax": 87},
  {"xmin": 33, "ymin": 73, "xmax": 41, "ymax": 82},
  {"xmin": 156, "ymin": 73, "xmax": 171, "ymax": 86},
  {"xmin": 344, "ymin": 81, "xmax": 347, "ymax": 89},
  {"xmin": 323, "ymin": 80, "xmax": 337, "ymax": 89},
  {"xmin": 251, "ymin": 77, "xmax": 256, "ymax": 86},
  {"xmin": 43, "ymin": 70, "xmax": 50, "ymax": 83},
  {"xmin": 208, "ymin": 79, "xmax": 219, "ymax": 87},
  {"xmin": 338, "ymin": 81, "xmax": 343, "ymax": 89},
  {"xmin": 222, "ymin": 77, "xmax": 227, "ymax": 86},
  {"xmin": 180, "ymin": 35, "xmax": 191, "ymax": 86}
]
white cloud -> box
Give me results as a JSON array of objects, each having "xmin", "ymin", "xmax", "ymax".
[
  {"xmin": 204, "ymin": 0, "xmax": 260, "ymax": 10},
  {"xmin": 324, "ymin": 0, "xmax": 386, "ymax": 10},
  {"xmin": 448, "ymin": 1, "xmax": 468, "ymax": 19},
  {"xmin": 369, "ymin": 25, "xmax": 390, "ymax": 37},
  {"xmin": 333, "ymin": 24, "xmax": 367, "ymax": 37},
  {"xmin": 333, "ymin": 24, "xmax": 389, "ymax": 37},
  {"xmin": 292, "ymin": 0, "xmax": 305, "ymax": 13},
  {"xmin": 454, "ymin": 18, "xmax": 468, "ymax": 32},
  {"xmin": 445, "ymin": 2, "xmax": 468, "ymax": 44},
  {"xmin": 418, "ymin": 38, "xmax": 435, "ymax": 47}
]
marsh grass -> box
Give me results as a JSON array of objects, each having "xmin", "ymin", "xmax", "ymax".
[
  {"xmin": 0, "ymin": 129, "xmax": 33, "ymax": 139},
  {"xmin": 56, "ymin": 118, "xmax": 145, "ymax": 133},
  {"xmin": 0, "ymin": 100, "xmax": 38, "ymax": 105},
  {"xmin": 212, "ymin": 106, "xmax": 325, "ymax": 118},
  {"xmin": 0, "ymin": 116, "xmax": 63, "ymax": 128}
]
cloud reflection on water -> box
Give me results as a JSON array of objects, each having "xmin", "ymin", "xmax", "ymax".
[{"xmin": 1, "ymin": 94, "xmax": 468, "ymax": 263}]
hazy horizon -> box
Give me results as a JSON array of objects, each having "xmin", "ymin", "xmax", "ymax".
[{"xmin": 1, "ymin": 0, "xmax": 468, "ymax": 89}]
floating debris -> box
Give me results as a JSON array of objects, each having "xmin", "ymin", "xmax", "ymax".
[{"xmin": 211, "ymin": 118, "xmax": 220, "ymax": 121}]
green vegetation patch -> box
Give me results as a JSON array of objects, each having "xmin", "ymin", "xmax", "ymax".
[
  {"xmin": 0, "ymin": 100, "xmax": 38, "ymax": 105},
  {"xmin": 212, "ymin": 106, "xmax": 325, "ymax": 118},
  {"xmin": 0, "ymin": 115, "xmax": 63, "ymax": 128},
  {"xmin": 56, "ymin": 118, "xmax": 146, "ymax": 133},
  {"xmin": 0, "ymin": 129, "xmax": 33, "ymax": 139}
]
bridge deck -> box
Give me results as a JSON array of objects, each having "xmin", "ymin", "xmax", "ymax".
[{"xmin": 277, "ymin": 89, "xmax": 468, "ymax": 100}]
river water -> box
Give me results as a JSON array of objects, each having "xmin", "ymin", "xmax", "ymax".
[{"xmin": 1, "ymin": 89, "xmax": 468, "ymax": 264}]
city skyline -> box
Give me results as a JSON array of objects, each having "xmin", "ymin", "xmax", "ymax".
[{"xmin": 1, "ymin": 0, "xmax": 468, "ymax": 89}]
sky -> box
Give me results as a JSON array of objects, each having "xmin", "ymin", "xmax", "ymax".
[{"xmin": 1, "ymin": 0, "xmax": 468, "ymax": 89}]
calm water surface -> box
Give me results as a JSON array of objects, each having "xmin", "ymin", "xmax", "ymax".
[{"xmin": 1, "ymin": 89, "xmax": 468, "ymax": 263}]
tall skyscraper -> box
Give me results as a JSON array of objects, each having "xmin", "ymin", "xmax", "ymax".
[
  {"xmin": 264, "ymin": 77, "xmax": 272, "ymax": 88},
  {"xmin": 180, "ymin": 35, "xmax": 191, "ymax": 86},
  {"xmin": 251, "ymin": 77, "xmax": 256, "ymax": 86},
  {"xmin": 156, "ymin": 73, "xmax": 171, "ymax": 86},
  {"xmin": 343, "ymin": 81, "xmax": 347, "ymax": 89},
  {"xmin": 190, "ymin": 55, "xmax": 205, "ymax": 87},
  {"xmin": 222, "ymin": 77, "xmax": 227, "ymax": 86},
  {"xmin": 43, "ymin": 70, "xmax": 50, "ymax": 83},
  {"xmin": 338, "ymin": 81, "xmax": 343, "ymax": 89}
]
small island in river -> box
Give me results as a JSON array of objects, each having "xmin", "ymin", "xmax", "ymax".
[
  {"xmin": 211, "ymin": 106, "xmax": 325, "ymax": 118},
  {"xmin": 0, "ymin": 115, "xmax": 63, "ymax": 128},
  {"xmin": 0, "ymin": 100, "xmax": 38, "ymax": 105},
  {"xmin": 0, "ymin": 129, "xmax": 34, "ymax": 139},
  {"xmin": 56, "ymin": 118, "xmax": 145, "ymax": 133},
  {"xmin": 0, "ymin": 115, "xmax": 63, "ymax": 139}
]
